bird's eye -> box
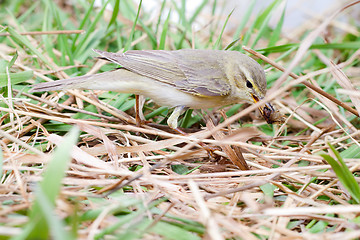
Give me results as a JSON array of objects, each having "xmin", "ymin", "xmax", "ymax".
[{"xmin": 246, "ymin": 80, "xmax": 253, "ymax": 88}]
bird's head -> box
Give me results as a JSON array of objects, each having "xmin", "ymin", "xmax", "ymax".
[{"xmin": 233, "ymin": 56, "xmax": 281, "ymax": 124}]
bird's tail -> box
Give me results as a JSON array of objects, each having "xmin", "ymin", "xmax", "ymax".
[{"xmin": 29, "ymin": 71, "xmax": 119, "ymax": 93}]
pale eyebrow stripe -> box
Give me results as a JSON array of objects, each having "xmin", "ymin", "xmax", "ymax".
[
  {"xmin": 237, "ymin": 65, "xmax": 262, "ymax": 94},
  {"xmin": 238, "ymin": 65, "xmax": 252, "ymax": 83}
]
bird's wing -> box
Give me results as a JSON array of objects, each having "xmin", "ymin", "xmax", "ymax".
[{"xmin": 94, "ymin": 49, "xmax": 231, "ymax": 97}]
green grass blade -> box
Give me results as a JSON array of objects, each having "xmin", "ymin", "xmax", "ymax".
[
  {"xmin": 213, "ymin": 8, "xmax": 234, "ymax": 50},
  {"xmin": 75, "ymin": 28, "xmax": 107, "ymax": 62},
  {"xmin": 250, "ymin": 12, "xmax": 272, "ymax": 49},
  {"xmin": 73, "ymin": 0, "xmax": 110, "ymax": 57},
  {"xmin": 149, "ymin": 221, "xmax": 201, "ymax": 240},
  {"xmin": 155, "ymin": 0, "xmax": 167, "ymax": 35},
  {"xmin": 340, "ymin": 145, "xmax": 360, "ymax": 158},
  {"xmin": 17, "ymin": 2, "xmax": 39, "ymax": 23},
  {"xmin": 172, "ymin": 0, "xmax": 190, "ymax": 49},
  {"xmin": 124, "ymin": 0, "xmax": 142, "ymax": 52},
  {"xmin": 251, "ymin": 0, "xmax": 283, "ymax": 49},
  {"xmin": 241, "ymin": 15, "xmax": 256, "ymax": 48},
  {"xmin": 107, "ymin": 0, "xmax": 120, "ymax": 30},
  {"xmin": 311, "ymin": 42, "xmax": 360, "ymax": 50},
  {"xmin": 0, "ymin": 71, "xmax": 33, "ymax": 87},
  {"xmin": 257, "ymin": 43, "xmax": 299, "ymax": 53},
  {"xmin": 268, "ymin": 2, "xmax": 286, "ymax": 47},
  {"xmin": 180, "ymin": 109, "xmax": 193, "ymax": 128},
  {"xmin": 188, "ymin": 0, "xmax": 208, "ymax": 25},
  {"xmin": 122, "ymin": 1, "xmax": 157, "ymax": 49},
  {"xmin": 8, "ymin": 51, "xmax": 18, "ymax": 68},
  {"xmin": 42, "ymin": 5, "xmax": 57, "ymax": 64},
  {"xmin": 71, "ymin": 0, "xmax": 96, "ymax": 50},
  {"xmin": 253, "ymin": 0, "xmax": 282, "ymax": 29},
  {"xmin": 158, "ymin": 10, "xmax": 171, "ymax": 50},
  {"xmin": 260, "ymin": 183, "xmax": 277, "ymax": 197},
  {"xmin": 258, "ymin": 41, "xmax": 360, "ymax": 53},
  {"xmin": 19, "ymin": 127, "xmax": 80, "ymax": 239},
  {"xmin": 44, "ymin": 0, "xmax": 72, "ymax": 64},
  {"xmin": 34, "ymin": 187, "xmax": 74, "ymax": 240},
  {"xmin": 233, "ymin": 0, "xmax": 256, "ymax": 42},
  {"xmin": 94, "ymin": 198, "xmax": 167, "ymax": 239},
  {"xmin": 179, "ymin": 0, "xmax": 187, "ymax": 27},
  {"xmin": 6, "ymin": 26, "xmax": 54, "ymax": 69},
  {"xmin": 321, "ymin": 142, "xmax": 360, "ymax": 203},
  {"xmin": 224, "ymin": 38, "xmax": 240, "ymax": 50},
  {"xmin": 145, "ymin": 106, "xmax": 168, "ymax": 120}
]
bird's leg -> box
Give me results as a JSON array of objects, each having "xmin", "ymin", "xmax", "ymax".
[
  {"xmin": 135, "ymin": 94, "xmax": 141, "ymax": 127},
  {"xmin": 167, "ymin": 106, "xmax": 219, "ymax": 158},
  {"xmin": 167, "ymin": 105, "xmax": 187, "ymax": 130},
  {"xmin": 135, "ymin": 94, "xmax": 149, "ymax": 127}
]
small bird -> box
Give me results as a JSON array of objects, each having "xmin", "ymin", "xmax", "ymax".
[{"xmin": 30, "ymin": 49, "xmax": 278, "ymax": 129}]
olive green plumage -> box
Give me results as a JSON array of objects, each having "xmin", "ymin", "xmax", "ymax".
[{"xmin": 31, "ymin": 49, "xmax": 275, "ymax": 128}]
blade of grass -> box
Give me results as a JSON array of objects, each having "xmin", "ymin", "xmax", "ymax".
[
  {"xmin": 158, "ymin": 9, "xmax": 171, "ymax": 50},
  {"xmin": 0, "ymin": 71, "xmax": 33, "ymax": 87},
  {"xmin": 251, "ymin": 0, "xmax": 283, "ymax": 48},
  {"xmin": 71, "ymin": 0, "xmax": 96, "ymax": 51},
  {"xmin": 42, "ymin": 5, "xmax": 57, "ymax": 63},
  {"xmin": 8, "ymin": 51, "xmax": 18, "ymax": 69},
  {"xmin": 34, "ymin": 187, "xmax": 74, "ymax": 240},
  {"xmin": 94, "ymin": 198, "xmax": 168, "ymax": 239},
  {"xmin": 180, "ymin": 109, "xmax": 193, "ymax": 128},
  {"xmin": 106, "ymin": 0, "xmax": 120, "ymax": 31},
  {"xmin": 17, "ymin": 2, "xmax": 40, "ymax": 23},
  {"xmin": 241, "ymin": 14, "xmax": 256, "ymax": 48},
  {"xmin": 253, "ymin": 0, "xmax": 282, "ymax": 29},
  {"xmin": 155, "ymin": 0, "xmax": 167, "ymax": 35},
  {"xmin": 205, "ymin": 0, "xmax": 220, "ymax": 47},
  {"xmin": 76, "ymin": 28, "xmax": 107, "ymax": 62},
  {"xmin": 73, "ymin": 0, "xmax": 110, "ymax": 57},
  {"xmin": 173, "ymin": 0, "xmax": 208, "ymax": 49},
  {"xmin": 43, "ymin": 0, "xmax": 73, "ymax": 65},
  {"xmin": 250, "ymin": 12, "xmax": 272, "ymax": 49},
  {"xmin": 18, "ymin": 127, "xmax": 79, "ymax": 239},
  {"xmin": 188, "ymin": 0, "xmax": 208, "ymax": 25},
  {"xmin": 321, "ymin": 142, "xmax": 360, "ymax": 203},
  {"xmin": 6, "ymin": 26, "xmax": 54, "ymax": 69},
  {"xmin": 148, "ymin": 220, "xmax": 201, "ymax": 240},
  {"xmin": 145, "ymin": 106, "xmax": 168, "ymax": 120},
  {"xmin": 268, "ymin": 2, "xmax": 286, "ymax": 47},
  {"xmin": 224, "ymin": 38, "xmax": 240, "ymax": 50},
  {"xmin": 124, "ymin": 0, "xmax": 143, "ymax": 52},
  {"xmin": 233, "ymin": 0, "xmax": 256, "ymax": 42},
  {"xmin": 213, "ymin": 8, "xmax": 234, "ymax": 50},
  {"xmin": 258, "ymin": 41, "xmax": 360, "ymax": 53},
  {"xmin": 123, "ymin": 0, "xmax": 157, "ymax": 49},
  {"xmin": 340, "ymin": 145, "xmax": 360, "ymax": 158}
]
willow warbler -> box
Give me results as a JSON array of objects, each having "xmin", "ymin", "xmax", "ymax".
[{"xmin": 30, "ymin": 49, "xmax": 279, "ymax": 128}]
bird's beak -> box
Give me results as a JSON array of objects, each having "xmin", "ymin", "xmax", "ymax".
[{"xmin": 251, "ymin": 94, "xmax": 276, "ymax": 124}]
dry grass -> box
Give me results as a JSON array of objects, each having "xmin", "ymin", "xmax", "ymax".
[{"xmin": 1, "ymin": 0, "xmax": 360, "ymax": 239}]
